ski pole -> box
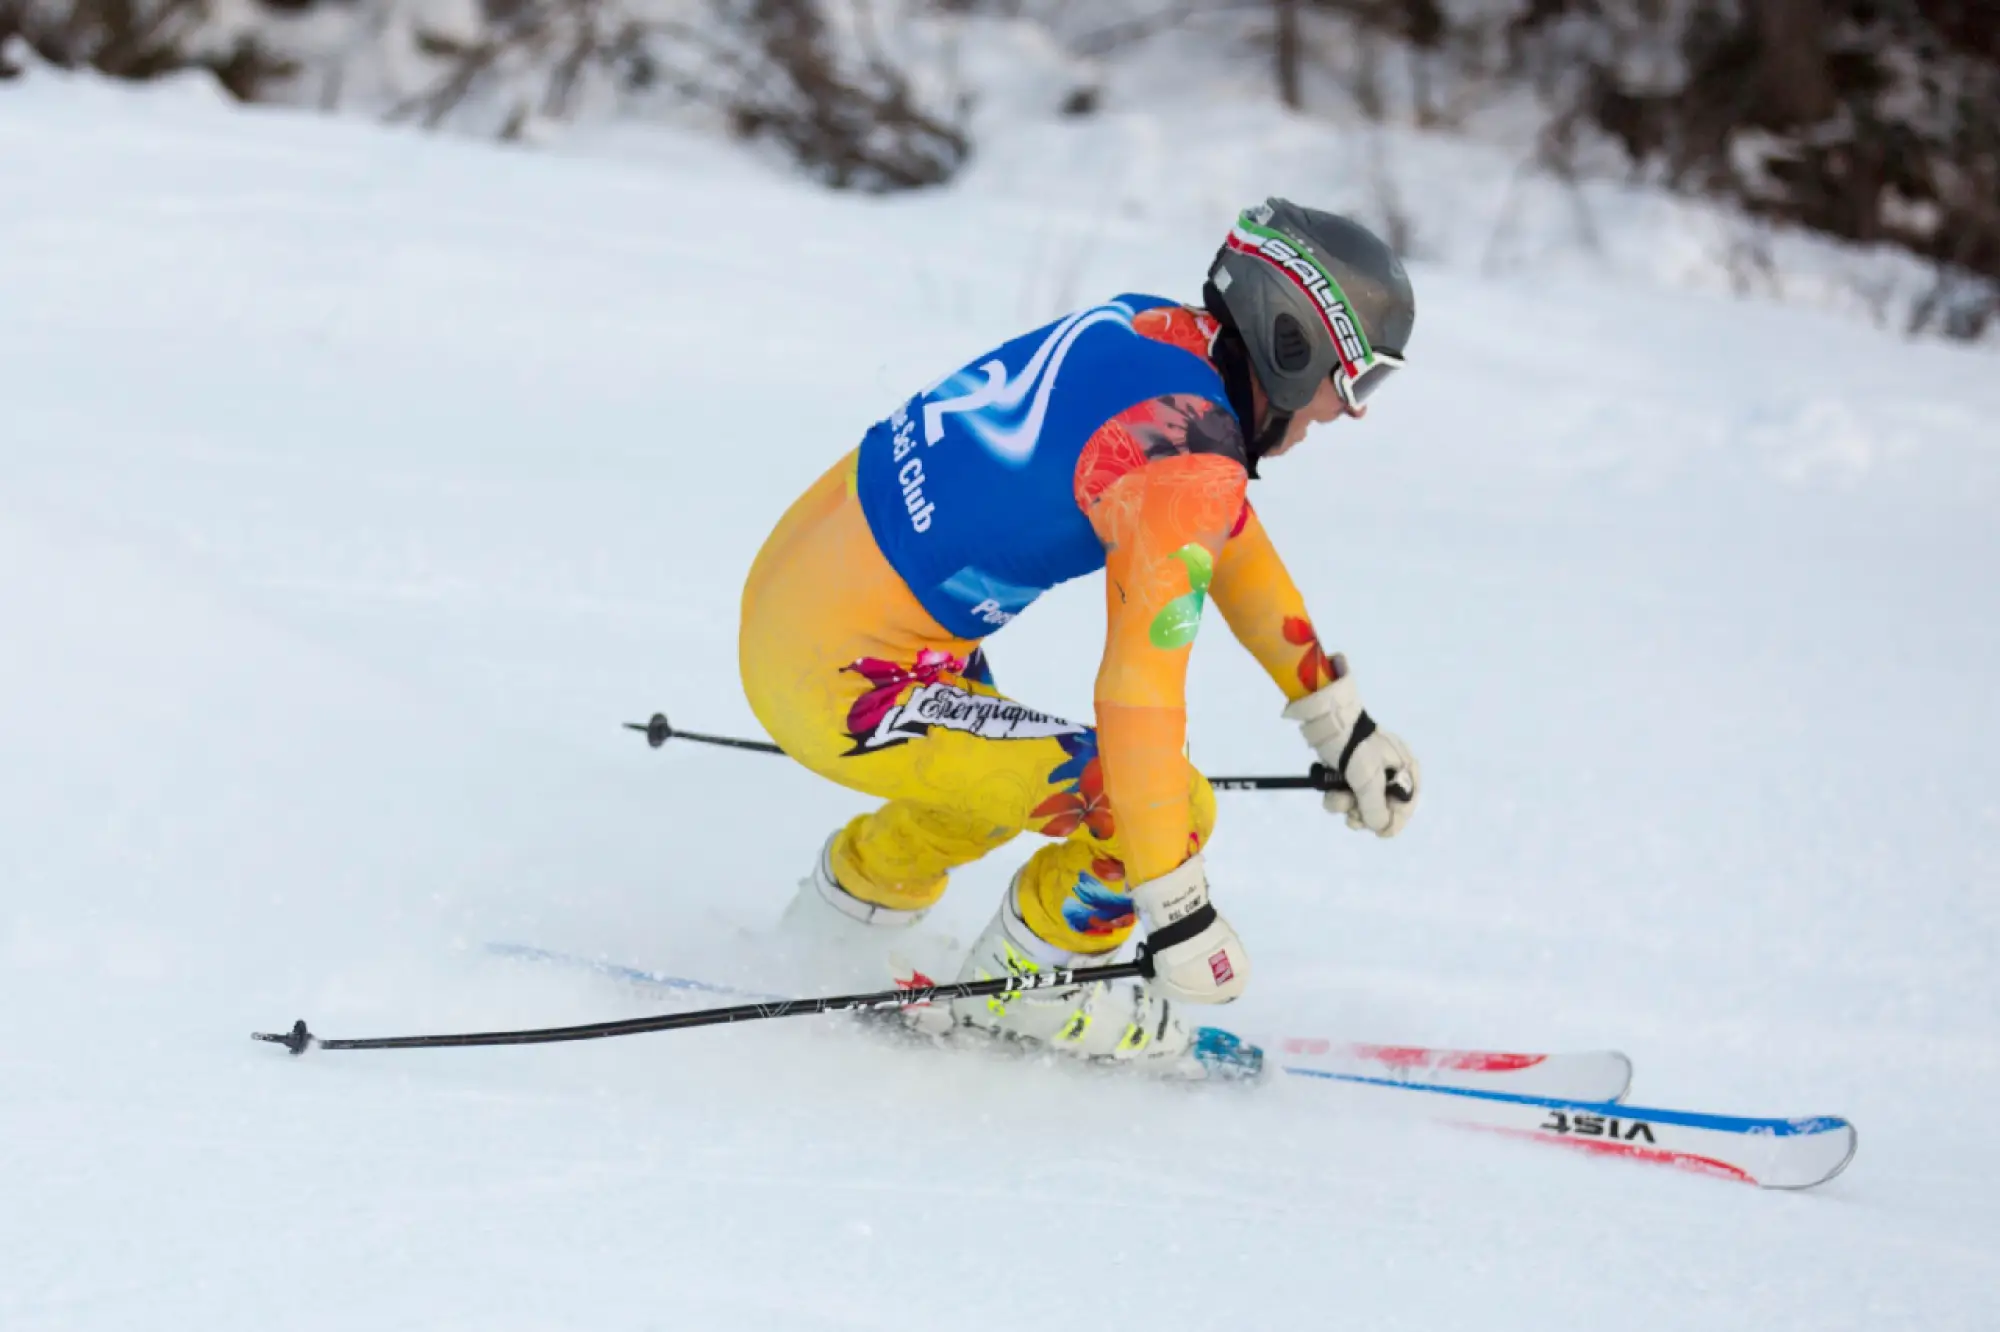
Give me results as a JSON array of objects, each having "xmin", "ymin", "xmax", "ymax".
[
  {"xmin": 1208, "ymin": 764, "xmax": 1345, "ymax": 792},
  {"xmin": 622, "ymin": 711, "xmax": 783, "ymax": 755},
  {"xmin": 252, "ymin": 961, "xmax": 1144, "ymax": 1056},
  {"xmin": 623, "ymin": 712, "xmax": 1349, "ymax": 793}
]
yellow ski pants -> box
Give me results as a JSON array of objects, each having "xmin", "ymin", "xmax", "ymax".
[{"xmin": 739, "ymin": 453, "xmax": 1216, "ymax": 955}]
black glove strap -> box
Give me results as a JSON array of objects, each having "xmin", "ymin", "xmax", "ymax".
[
  {"xmin": 1336, "ymin": 710, "xmax": 1377, "ymax": 778},
  {"xmin": 1135, "ymin": 903, "xmax": 1218, "ymax": 978}
]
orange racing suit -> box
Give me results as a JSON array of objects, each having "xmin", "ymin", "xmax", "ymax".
[{"xmin": 740, "ymin": 299, "xmax": 1341, "ymax": 953}]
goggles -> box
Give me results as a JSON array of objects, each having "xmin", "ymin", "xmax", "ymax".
[{"xmin": 1332, "ymin": 349, "xmax": 1404, "ymax": 413}]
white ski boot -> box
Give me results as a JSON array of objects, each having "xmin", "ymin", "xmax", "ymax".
[
  {"xmin": 776, "ymin": 834, "xmax": 936, "ymax": 990},
  {"xmin": 931, "ymin": 874, "xmax": 1200, "ymax": 1073}
]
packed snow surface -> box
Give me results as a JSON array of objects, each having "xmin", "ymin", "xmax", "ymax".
[{"xmin": 4, "ymin": 73, "xmax": 1998, "ymax": 1330}]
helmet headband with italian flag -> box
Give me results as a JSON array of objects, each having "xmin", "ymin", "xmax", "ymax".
[{"xmin": 1225, "ymin": 210, "xmax": 1378, "ymax": 384}]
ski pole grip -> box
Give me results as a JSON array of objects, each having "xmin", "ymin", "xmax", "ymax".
[{"xmin": 250, "ymin": 1019, "xmax": 316, "ymax": 1055}]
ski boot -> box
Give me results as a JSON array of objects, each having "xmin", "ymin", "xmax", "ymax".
[
  {"xmin": 922, "ymin": 873, "xmax": 1203, "ymax": 1075},
  {"xmin": 776, "ymin": 833, "xmax": 939, "ymax": 990}
]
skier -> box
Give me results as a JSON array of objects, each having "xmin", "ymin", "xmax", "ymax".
[{"xmin": 739, "ymin": 199, "xmax": 1420, "ymax": 1070}]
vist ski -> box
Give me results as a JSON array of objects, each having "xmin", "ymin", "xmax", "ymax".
[
  {"xmin": 481, "ymin": 942, "xmax": 1857, "ymax": 1189},
  {"xmin": 1285, "ymin": 1068, "xmax": 1858, "ymax": 1190}
]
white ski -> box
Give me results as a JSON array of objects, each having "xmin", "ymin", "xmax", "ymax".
[
  {"xmin": 486, "ymin": 943, "xmax": 1628, "ymax": 1102},
  {"xmin": 1274, "ymin": 1037, "xmax": 1633, "ymax": 1102}
]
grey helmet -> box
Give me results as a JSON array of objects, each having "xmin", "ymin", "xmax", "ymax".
[{"xmin": 1204, "ymin": 199, "xmax": 1415, "ymax": 417}]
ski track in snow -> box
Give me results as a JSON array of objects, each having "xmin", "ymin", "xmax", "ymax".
[{"xmin": 4, "ymin": 73, "xmax": 1999, "ymax": 1330}]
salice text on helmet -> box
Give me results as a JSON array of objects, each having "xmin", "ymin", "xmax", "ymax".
[{"xmin": 1249, "ymin": 234, "xmax": 1370, "ymax": 368}]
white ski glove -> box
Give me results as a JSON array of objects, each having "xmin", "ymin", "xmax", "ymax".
[
  {"xmin": 1133, "ymin": 853, "xmax": 1249, "ymax": 1004},
  {"xmin": 1283, "ymin": 664, "xmax": 1420, "ymax": 838}
]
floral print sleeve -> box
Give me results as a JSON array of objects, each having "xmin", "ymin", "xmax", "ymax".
[
  {"xmin": 1074, "ymin": 394, "xmax": 1248, "ymax": 884},
  {"xmin": 1074, "ymin": 391, "xmax": 1248, "ymax": 512},
  {"xmin": 1209, "ymin": 501, "xmax": 1342, "ymax": 702}
]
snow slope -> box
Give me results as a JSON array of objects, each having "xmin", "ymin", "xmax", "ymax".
[{"xmin": 4, "ymin": 72, "xmax": 1999, "ymax": 1330}]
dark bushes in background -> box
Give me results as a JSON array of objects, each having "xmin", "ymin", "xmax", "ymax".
[
  {"xmin": 1519, "ymin": 0, "xmax": 2000, "ymax": 337},
  {"xmin": 3, "ymin": 0, "xmax": 1995, "ymax": 333},
  {"xmin": 0, "ymin": 0, "xmax": 294, "ymax": 96},
  {"xmin": 1308, "ymin": 0, "xmax": 2000, "ymax": 336},
  {"xmin": 396, "ymin": 0, "xmax": 967, "ymax": 189}
]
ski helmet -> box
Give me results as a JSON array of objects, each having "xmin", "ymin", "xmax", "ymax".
[{"xmin": 1203, "ymin": 199, "xmax": 1415, "ymax": 417}]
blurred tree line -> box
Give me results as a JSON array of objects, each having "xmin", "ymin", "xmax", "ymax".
[
  {"xmin": 1266, "ymin": 0, "xmax": 1997, "ymax": 335},
  {"xmin": 3, "ymin": 0, "xmax": 1995, "ymax": 335},
  {"xmin": 1516, "ymin": 0, "xmax": 1997, "ymax": 336}
]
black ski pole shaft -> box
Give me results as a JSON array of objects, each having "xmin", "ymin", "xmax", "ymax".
[
  {"xmin": 1209, "ymin": 763, "xmax": 1347, "ymax": 793},
  {"xmin": 623, "ymin": 712, "xmax": 1347, "ymax": 792},
  {"xmin": 253, "ymin": 961, "xmax": 1146, "ymax": 1056},
  {"xmin": 623, "ymin": 711, "xmax": 783, "ymax": 755}
]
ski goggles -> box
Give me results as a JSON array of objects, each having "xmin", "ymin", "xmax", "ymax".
[{"xmin": 1331, "ymin": 349, "xmax": 1404, "ymax": 413}]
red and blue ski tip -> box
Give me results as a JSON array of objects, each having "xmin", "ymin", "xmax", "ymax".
[{"xmin": 1283, "ymin": 1065, "xmax": 1858, "ymax": 1190}]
